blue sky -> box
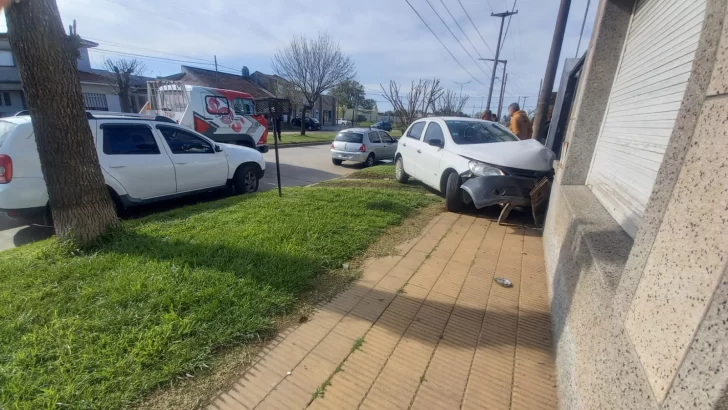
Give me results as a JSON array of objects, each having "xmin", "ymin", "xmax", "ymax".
[{"xmin": 2, "ymin": 0, "xmax": 597, "ymax": 113}]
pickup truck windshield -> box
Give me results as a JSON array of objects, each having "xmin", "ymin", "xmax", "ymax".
[
  {"xmin": 335, "ymin": 132, "xmax": 363, "ymax": 143},
  {"xmin": 446, "ymin": 121, "xmax": 518, "ymax": 145}
]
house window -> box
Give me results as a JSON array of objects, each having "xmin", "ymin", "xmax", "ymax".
[
  {"xmin": 83, "ymin": 93, "xmax": 108, "ymax": 111},
  {"xmin": 0, "ymin": 51, "xmax": 14, "ymax": 67},
  {"xmin": 3, "ymin": 93, "xmax": 10, "ymax": 107}
]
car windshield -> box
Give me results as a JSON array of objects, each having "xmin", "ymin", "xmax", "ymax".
[
  {"xmin": 445, "ymin": 120, "xmax": 519, "ymax": 144},
  {"xmin": 335, "ymin": 132, "xmax": 363, "ymax": 143}
]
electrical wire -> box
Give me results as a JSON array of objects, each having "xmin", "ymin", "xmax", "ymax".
[
  {"xmin": 402, "ymin": 0, "xmax": 486, "ymax": 87},
  {"xmin": 85, "ymin": 37, "xmax": 210, "ymax": 63},
  {"xmin": 438, "ymin": 0, "xmax": 483, "ymax": 59},
  {"xmin": 500, "ymin": 0, "xmax": 518, "ymax": 54},
  {"xmin": 457, "ymin": 0, "xmax": 495, "ymax": 55},
  {"xmin": 93, "ymin": 48, "xmax": 216, "ymax": 66},
  {"xmin": 423, "ymin": 0, "xmax": 491, "ymax": 79}
]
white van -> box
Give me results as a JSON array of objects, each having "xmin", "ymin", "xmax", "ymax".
[
  {"xmin": 141, "ymin": 81, "xmax": 270, "ymax": 153},
  {"xmin": 0, "ymin": 113, "xmax": 266, "ymax": 225}
]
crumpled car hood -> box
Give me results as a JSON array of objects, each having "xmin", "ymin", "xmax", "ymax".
[{"xmin": 449, "ymin": 139, "xmax": 556, "ymax": 172}]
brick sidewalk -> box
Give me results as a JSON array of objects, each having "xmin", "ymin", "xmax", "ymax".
[{"xmin": 208, "ymin": 213, "xmax": 557, "ymax": 410}]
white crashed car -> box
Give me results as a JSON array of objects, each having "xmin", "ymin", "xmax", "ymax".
[{"xmin": 394, "ymin": 117, "xmax": 555, "ymax": 212}]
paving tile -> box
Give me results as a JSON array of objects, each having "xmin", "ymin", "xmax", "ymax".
[
  {"xmin": 212, "ymin": 217, "xmax": 557, "ymax": 410},
  {"xmin": 256, "ymin": 379, "xmax": 310, "ymax": 410},
  {"xmin": 310, "ymin": 331, "xmax": 355, "ymax": 368},
  {"xmin": 287, "ymin": 352, "xmax": 338, "ymax": 392}
]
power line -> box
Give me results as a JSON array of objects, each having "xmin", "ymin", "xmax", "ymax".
[
  {"xmin": 86, "ymin": 38, "xmax": 211, "ymax": 63},
  {"xmin": 423, "ymin": 0, "xmax": 491, "ymax": 79},
  {"xmin": 402, "ymin": 0, "xmax": 486, "ymax": 87},
  {"xmin": 500, "ymin": 0, "xmax": 518, "ymax": 54},
  {"xmin": 93, "ymin": 48, "xmax": 216, "ymax": 66},
  {"xmin": 457, "ymin": 0, "xmax": 495, "ymax": 55},
  {"xmin": 438, "ymin": 0, "xmax": 483, "ymax": 59}
]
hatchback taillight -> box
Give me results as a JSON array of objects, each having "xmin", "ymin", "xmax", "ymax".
[
  {"xmin": 331, "ymin": 143, "xmax": 335, "ymax": 149},
  {"xmin": 0, "ymin": 154, "xmax": 12, "ymax": 184},
  {"xmin": 359, "ymin": 144, "xmax": 366, "ymax": 152}
]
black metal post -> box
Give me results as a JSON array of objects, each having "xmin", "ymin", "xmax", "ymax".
[{"xmin": 271, "ymin": 102, "xmax": 282, "ymax": 197}]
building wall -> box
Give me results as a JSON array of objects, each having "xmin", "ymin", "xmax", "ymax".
[
  {"xmin": 81, "ymin": 83, "xmax": 122, "ymax": 112},
  {"xmin": 543, "ymin": 0, "xmax": 728, "ymax": 409},
  {"xmin": 0, "ymin": 90, "xmax": 25, "ymax": 117}
]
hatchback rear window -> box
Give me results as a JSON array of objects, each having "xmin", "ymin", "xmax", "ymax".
[
  {"xmin": 335, "ymin": 132, "xmax": 363, "ymax": 143},
  {"xmin": 0, "ymin": 121, "xmax": 18, "ymax": 148}
]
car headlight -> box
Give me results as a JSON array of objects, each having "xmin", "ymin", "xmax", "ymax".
[{"xmin": 468, "ymin": 160, "xmax": 504, "ymax": 177}]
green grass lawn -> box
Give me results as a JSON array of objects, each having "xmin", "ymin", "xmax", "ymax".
[
  {"xmin": 348, "ymin": 164, "xmax": 396, "ymax": 180},
  {"xmin": 272, "ymin": 132, "xmax": 336, "ymax": 145},
  {"xmin": 0, "ymin": 187, "xmax": 437, "ymax": 409},
  {"xmin": 271, "ymin": 129, "xmax": 401, "ymax": 145}
]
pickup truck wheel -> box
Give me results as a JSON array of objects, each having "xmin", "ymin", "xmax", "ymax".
[
  {"xmin": 234, "ymin": 165, "xmax": 259, "ymax": 194},
  {"xmin": 395, "ymin": 156, "xmax": 409, "ymax": 183},
  {"xmin": 365, "ymin": 154, "xmax": 375, "ymax": 168},
  {"xmin": 332, "ymin": 158, "xmax": 343, "ymax": 165},
  {"xmin": 445, "ymin": 172, "xmax": 464, "ymax": 213}
]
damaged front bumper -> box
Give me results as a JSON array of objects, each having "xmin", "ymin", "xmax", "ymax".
[{"xmin": 460, "ymin": 175, "xmax": 538, "ymax": 209}]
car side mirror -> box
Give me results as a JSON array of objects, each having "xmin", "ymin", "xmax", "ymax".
[
  {"xmin": 428, "ymin": 139, "xmax": 443, "ymax": 147},
  {"xmin": 215, "ymin": 144, "xmax": 223, "ymax": 152}
]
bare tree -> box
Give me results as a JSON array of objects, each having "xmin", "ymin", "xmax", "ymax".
[
  {"xmin": 103, "ymin": 58, "xmax": 146, "ymax": 113},
  {"xmin": 380, "ymin": 79, "xmax": 443, "ymax": 127},
  {"xmin": 272, "ymin": 32, "xmax": 355, "ymax": 134},
  {"xmin": 272, "ymin": 81, "xmax": 306, "ymax": 124},
  {"xmin": 4, "ymin": 0, "xmax": 117, "ymax": 244},
  {"xmin": 435, "ymin": 90, "xmax": 469, "ymax": 116}
]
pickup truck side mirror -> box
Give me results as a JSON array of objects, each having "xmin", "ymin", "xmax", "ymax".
[
  {"xmin": 215, "ymin": 144, "xmax": 223, "ymax": 152},
  {"xmin": 428, "ymin": 139, "xmax": 443, "ymax": 148}
]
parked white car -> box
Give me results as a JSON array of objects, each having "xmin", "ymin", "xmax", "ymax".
[
  {"xmin": 0, "ymin": 112, "xmax": 265, "ymax": 225},
  {"xmin": 394, "ymin": 117, "xmax": 555, "ymax": 212},
  {"xmin": 331, "ymin": 128, "xmax": 398, "ymax": 167}
]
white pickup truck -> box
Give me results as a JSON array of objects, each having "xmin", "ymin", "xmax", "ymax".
[{"xmin": 0, "ymin": 112, "xmax": 265, "ymax": 225}]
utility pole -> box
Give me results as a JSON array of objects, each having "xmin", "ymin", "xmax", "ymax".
[
  {"xmin": 214, "ymin": 55, "xmax": 219, "ymax": 88},
  {"xmin": 454, "ymin": 81, "xmax": 471, "ymax": 101},
  {"xmin": 522, "ymin": 96, "xmax": 529, "ymax": 110},
  {"xmin": 498, "ymin": 73, "xmax": 508, "ymax": 119},
  {"xmin": 480, "ymin": 58, "xmax": 508, "ymax": 117},
  {"xmin": 533, "ymin": 0, "xmax": 571, "ymax": 140},
  {"xmin": 486, "ymin": 10, "xmax": 517, "ymax": 110}
]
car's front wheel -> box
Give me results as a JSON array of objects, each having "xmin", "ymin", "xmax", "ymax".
[
  {"xmin": 445, "ymin": 172, "xmax": 464, "ymax": 212},
  {"xmin": 234, "ymin": 164, "xmax": 260, "ymax": 194},
  {"xmin": 395, "ymin": 156, "xmax": 409, "ymax": 183}
]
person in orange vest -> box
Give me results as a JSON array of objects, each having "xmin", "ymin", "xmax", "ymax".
[{"xmin": 508, "ymin": 103, "xmax": 532, "ymax": 140}]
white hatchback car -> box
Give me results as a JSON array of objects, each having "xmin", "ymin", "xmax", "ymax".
[
  {"xmin": 0, "ymin": 112, "xmax": 266, "ymax": 225},
  {"xmin": 394, "ymin": 117, "xmax": 555, "ymax": 212},
  {"xmin": 331, "ymin": 128, "xmax": 398, "ymax": 167}
]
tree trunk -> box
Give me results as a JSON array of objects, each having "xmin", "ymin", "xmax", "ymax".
[
  {"xmin": 300, "ymin": 106, "xmax": 307, "ymax": 136},
  {"xmin": 6, "ymin": 0, "xmax": 117, "ymax": 244},
  {"xmin": 119, "ymin": 90, "xmax": 132, "ymax": 113}
]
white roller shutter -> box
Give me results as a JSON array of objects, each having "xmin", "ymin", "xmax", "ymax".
[{"xmin": 586, "ymin": 0, "xmax": 706, "ymax": 237}]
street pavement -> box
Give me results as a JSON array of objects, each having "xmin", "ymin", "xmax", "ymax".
[{"xmin": 0, "ymin": 144, "xmax": 353, "ymax": 251}]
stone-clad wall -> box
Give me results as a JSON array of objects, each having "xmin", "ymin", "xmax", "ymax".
[{"xmin": 543, "ymin": 0, "xmax": 728, "ymax": 408}]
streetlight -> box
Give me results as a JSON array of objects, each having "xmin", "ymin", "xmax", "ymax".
[{"xmin": 454, "ymin": 81, "xmax": 471, "ymax": 100}]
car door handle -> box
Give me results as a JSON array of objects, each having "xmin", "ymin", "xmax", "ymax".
[
  {"xmin": 417, "ymin": 149, "xmax": 422, "ymax": 154},
  {"xmin": 109, "ymin": 165, "xmax": 126, "ymax": 169}
]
